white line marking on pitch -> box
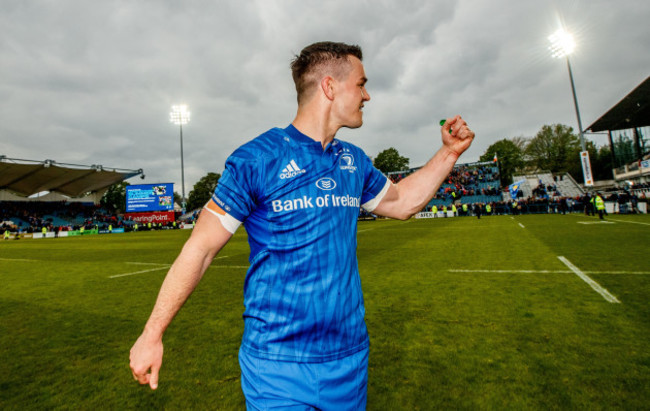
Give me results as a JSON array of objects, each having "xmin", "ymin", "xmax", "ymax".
[
  {"xmin": 450, "ymin": 269, "xmax": 570, "ymax": 274},
  {"xmin": 588, "ymin": 271, "xmax": 650, "ymax": 275},
  {"xmin": 604, "ymin": 218, "xmax": 650, "ymax": 226},
  {"xmin": 126, "ymin": 262, "xmax": 170, "ymax": 266},
  {"xmin": 109, "ymin": 265, "xmax": 170, "ymax": 279},
  {"xmin": 518, "ymin": 223, "xmax": 525, "ymax": 228},
  {"xmin": 449, "ymin": 269, "xmax": 650, "ymax": 275},
  {"xmin": 569, "ymin": 213, "xmax": 650, "ymax": 226},
  {"xmin": 557, "ymin": 256, "xmax": 620, "ymax": 303},
  {"xmin": 0, "ymin": 257, "xmax": 37, "ymax": 262}
]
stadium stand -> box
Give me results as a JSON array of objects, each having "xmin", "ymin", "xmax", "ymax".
[
  {"xmin": 0, "ymin": 157, "xmax": 142, "ymax": 199},
  {"xmin": 387, "ymin": 161, "xmax": 503, "ymax": 210},
  {"xmin": 507, "ymin": 172, "xmax": 584, "ymax": 201},
  {"xmin": 3, "ymin": 156, "xmax": 645, "ymax": 237},
  {"xmin": 1, "ymin": 200, "xmax": 119, "ymax": 232},
  {"xmin": 1, "ymin": 157, "xmax": 144, "ymax": 234},
  {"xmin": 386, "ymin": 162, "xmax": 647, "ymax": 216}
]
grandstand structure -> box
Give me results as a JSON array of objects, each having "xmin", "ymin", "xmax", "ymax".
[
  {"xmin": 586, "ymin": 76, "xmax": 650, "ymax": 186},
  {"xmin": 1, "ymin": 156, "xmax": 143, "ymax": 202},
  {"xmin": 1, "ymin": 156, "xmax": 143, "ymax": 232}
]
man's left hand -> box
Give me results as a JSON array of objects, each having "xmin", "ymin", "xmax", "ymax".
[{"xmin": 441, "ymin": 115, "xmax": 475, "ymax": 157}]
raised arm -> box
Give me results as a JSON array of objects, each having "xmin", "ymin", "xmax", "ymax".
[
  {"xmin": 372, "ymin": 115, "xmax": 475, "ymax": 220},
  {"xmin": 129, "ymin": 210, "xmax": 233, "ymax": 389}
]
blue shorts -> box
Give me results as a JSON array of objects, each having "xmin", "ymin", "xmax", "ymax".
[{"xmin": 239, "ymin": 347, "xmax": 369, "ymax": 410}]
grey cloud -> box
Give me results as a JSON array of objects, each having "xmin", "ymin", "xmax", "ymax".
[{"xmin": 1, "ymin": 0, "xmax": 648, "ymax": 191}]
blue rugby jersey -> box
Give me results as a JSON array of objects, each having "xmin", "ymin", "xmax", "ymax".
[{"xmin": 206, "ymin": 125, "xmax": 389, "ymax": 363}]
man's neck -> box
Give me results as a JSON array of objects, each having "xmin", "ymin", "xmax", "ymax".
[{"xmin": 291, "ymin": 110, "xmax": 338, "ymax": 150}]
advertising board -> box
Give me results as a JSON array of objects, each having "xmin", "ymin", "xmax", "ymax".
[{"xmin": 126, "ymin": 183, "xmax": 174, "ymax": 212}]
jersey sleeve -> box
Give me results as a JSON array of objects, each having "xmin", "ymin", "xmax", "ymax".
[
  {"xmin": 358, "ymin": 149, "xmax": 390, "ymax": 212},
  {"xmin": 203, "ymin": 150, "xmax": 261, "ymax": 233}
]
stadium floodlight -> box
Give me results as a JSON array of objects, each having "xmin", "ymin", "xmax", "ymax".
[
  {"xmin": 548, "ymin": 28, "xmax": 593, "ymax": 186},
  {"xmin": 548, "ymin": 29, "xmax": 576, "ymax": 59},
  {"xmin": 170, "ymin": 104, "xmax": 191, "ymax": 214}
]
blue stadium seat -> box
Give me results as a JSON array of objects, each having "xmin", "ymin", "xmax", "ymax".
[{"xmin": 43, "ymin": 215, "xmax": 73, "ymax": 227}]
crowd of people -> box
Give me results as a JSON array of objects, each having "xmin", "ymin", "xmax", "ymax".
[
  {"xmin": 389, "ymin": 163, "xmax": 501, "ymax": 202},
  {"xmin": 429, "ymin": 189, "xmax": 645, "ymax": 218},
  {"xmin": 531, "ymin": 182, "xmax": 561, "ymax": 199},
  {"xmin": 1, "ymin": 201, "xmax": 102, "ymax": 233},
  {"xmin": 433, "ymin": 164, "xmax": 500, "ymax": 201},
  {"xmin": 0, "ymin": 200, "xmax": 183, "ymax": 234}
]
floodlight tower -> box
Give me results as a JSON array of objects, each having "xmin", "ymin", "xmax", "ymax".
[
  {"xmin": 170, "ymin": 104, "xmax": 191, "ymax": 213},
  {"xmin": 548, "ymin": 28, "xmax": 593, "ymax": 186}
]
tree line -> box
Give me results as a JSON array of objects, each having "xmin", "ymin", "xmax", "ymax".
[{"xmin": 478, "ymin": 123, "xmax": 615, "ymax": 185}]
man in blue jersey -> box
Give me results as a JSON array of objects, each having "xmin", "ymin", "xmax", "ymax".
[{"xmin": 130, "ymin": 41, "xmax": 474, "ymax": 408}]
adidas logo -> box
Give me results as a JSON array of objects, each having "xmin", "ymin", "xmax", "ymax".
[{"xmin": 279, "ymin": 159, "xmax": 306, "ymax": 179}]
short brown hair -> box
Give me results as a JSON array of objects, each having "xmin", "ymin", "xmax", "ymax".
[{"xmin": 290, "ymin": 41, "xmax": 363, "ymax": 104}]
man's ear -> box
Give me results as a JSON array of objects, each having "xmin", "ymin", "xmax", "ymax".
[{"xmin": 321, "ymin": 76, "xmax": 335, "ymax": 101}]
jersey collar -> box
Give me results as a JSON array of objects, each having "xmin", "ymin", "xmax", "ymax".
[{"xmin": 284, "ymin": 124, "xmax": 338, "ymax": 152}]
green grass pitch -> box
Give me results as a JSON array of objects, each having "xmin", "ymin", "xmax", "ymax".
[{"xmin": 1, "ymin": 213, "xmax": 649, "ymax": 409}]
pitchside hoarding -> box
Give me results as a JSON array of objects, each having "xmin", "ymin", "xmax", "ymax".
[
  {"xmin": 124, "ymin": 211, "xmax": 175, "ymax": 223},
  {"xmin": 580, "ymin": 151, "xmax": 594, "ymax": 187},
  {"xmin": 126, "ymin": 183, "xmax": 174, "ymax": 213}
]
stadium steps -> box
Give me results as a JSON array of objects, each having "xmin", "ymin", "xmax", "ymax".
[
  {"xmin": 512, "ymin": 172, "xmax": 585, "ymax": 199},
  {"xmin": 555, "ymin": 173, "xmax": 585, "ymax": 197}
]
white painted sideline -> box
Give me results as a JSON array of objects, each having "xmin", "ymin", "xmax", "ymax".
[
  {"xmin": 109, "ymin": 265, "xmax": 170, "ymax": 279},
  {"xmin": 450, "ymin": 269, "xmax": 570, "ymax": 274},
  {"xmin": 449, "ymin": 269, "xmax": 650, "ymax": 275},
  {"xmin": 604, "ymin": 218, "xmax": 650, "ymax": 226},
  {"xmin": 570, "ymin": 213, "xmax": 650, "ymax": 226},
  {"xmin": 110, "ymin": 258, "xmax": 248, "ymax": 279},
  {"xmin": 557, "ymin": 256, "xmax": 621, "ymax": 303},
  {"xmin": 126, "ymin": 262, "xmax": 170, "ymax": 266}
]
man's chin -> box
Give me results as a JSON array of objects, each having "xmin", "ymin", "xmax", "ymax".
[{"xmin": 343, "ymin": 117, "xmax": 364, "ymax": 130}]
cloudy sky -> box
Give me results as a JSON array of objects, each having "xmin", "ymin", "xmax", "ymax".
[{"xmin": 1, "ymin": 0, "xmax": 648, "ymax": 194}]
